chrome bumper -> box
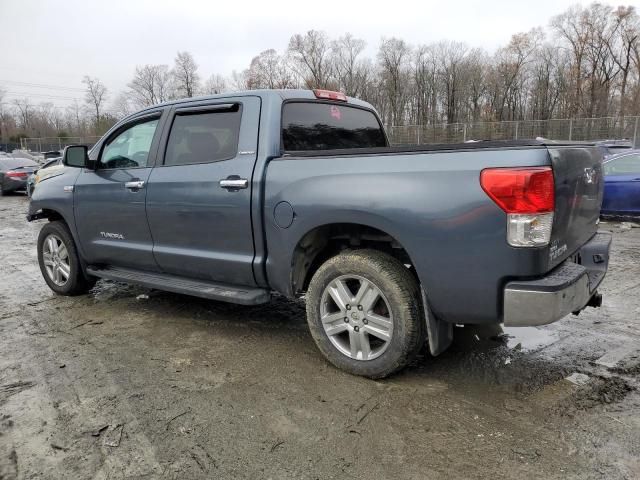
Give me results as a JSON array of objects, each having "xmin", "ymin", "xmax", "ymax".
[{"xmin": 503, "ymin": 232, "xmax": 612, "ymax": 327}]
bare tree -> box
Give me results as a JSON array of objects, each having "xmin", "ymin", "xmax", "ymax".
[
  {"xmin": 111, "ymin": 92, "xmax": 133, "ymax": 119},
  {"xmin": 246, "ymin": 49, "xmax": 296, "ymax": 89},
  {"xmin": 128, "ymin": 65, "xmax": 173, "ymax": 107},
  {"xmin": 288, "ymin": 30, "xmax": 333, "ymax": 89},
  {"xmin": 378, "ymin": 37, "xmax": 413, "ymax": 125},
  {"xmin": 607, "ymin": 6, "xmax": 639, "ymax": 117},
  {"xmin": 551, "ymin": 6, "xmax": 587, "ymax": 116},
  {"xmin": 230, "ymin": 69, "xmax": 250, "ymax": 91},
  {"xmin": 331, "ymin": 34, "xmax": 368, "ymax": 96},
  {"xmin": 65, "ymin": 100, "xmax": 87, "ymax": 136},
  {"xmin": 12, "ymin": 99, "xmax": 32, "ymax": 130},
  {"xmin": 203, "ymin": 74, "xmax": 229, "ymax": 94},
  {"xmin": 172, "ymin": 51, "xmax": 200, "ymax": 98},
  {"xmin": 488, "ymin": 30, "xmax": 542, "ymax": 120},
  {"xmin": 82, "ymin": 76, "xmax": 108, "ymax": 123}
]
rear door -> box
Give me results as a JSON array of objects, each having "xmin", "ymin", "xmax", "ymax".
[
  {"xmin": 145, "ymin": 96, "xmax": 261, "ymax": 286},
  {"xmin": 74, "ymin": 111, "xmax": 165, "ymax": 270},
  {"xmin": 603, "ymin": 152, "xmax": 640, "ymax": 214}
]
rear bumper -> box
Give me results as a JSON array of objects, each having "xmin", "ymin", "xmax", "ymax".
[{"xmin": 503, "ymin": 232, "xmax": 612, "ymax": 327}]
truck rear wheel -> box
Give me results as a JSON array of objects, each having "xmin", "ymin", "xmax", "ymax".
[
  {"xmin": 306, "ymin": 249, "xmax": 425, "ymax": 378},
  {"xmin": 37, "ymin": 221, "xmax": 95, "ymax": 296}
]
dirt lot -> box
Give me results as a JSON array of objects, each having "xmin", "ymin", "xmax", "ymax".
[{"xmin": 0, "ymin": 194, "xmax": 639, "ymax": 480}]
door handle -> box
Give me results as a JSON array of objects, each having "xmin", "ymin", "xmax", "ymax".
[
  {"xmin": 124, "ymin": 180, "xmax": 145, "ymax": 190},
  {"xmin": 219, "ymin": 177, "xmax": 248, "ymax": 190}
]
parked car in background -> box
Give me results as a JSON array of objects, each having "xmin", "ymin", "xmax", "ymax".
[
  {"xmin": 43, "ymin": 150, "xmax": 62, "ymax": 161},
  {"xmin": 602, "ymin": 150, "xmax": 640, "ymax": 217},
  {"xmin": 595, "ymin": 140, "xmax": 632, "ymax": 159},
  {"xmin": 0, "ymin": 158, "xmax": 39, "ymax": 195},
  {"xmin": 27, "ymin": 157, "xmax": 63, "ymax": 197}
]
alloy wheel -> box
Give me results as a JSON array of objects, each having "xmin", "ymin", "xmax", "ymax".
[
  {"xmin": 319, "ymin": 275, "xmax": 394, "ymax": 361},
  {"xmin": 42, "ymin": 234, "xmax": 71, "ymax": 286}
]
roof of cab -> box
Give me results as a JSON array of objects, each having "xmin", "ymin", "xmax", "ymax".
[{"xmin": 129, "ymin": 89, "xmax": 374, "ymax": 119}]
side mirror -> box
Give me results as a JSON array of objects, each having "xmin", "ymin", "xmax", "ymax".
[{"xmin": 63, "ymin": 145, "xmax": 93, "ymax": 169}]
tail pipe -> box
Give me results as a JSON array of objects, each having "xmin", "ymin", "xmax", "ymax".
[
  {"xmin": 573, "ymin": 291, "xmax": 603, "ymax": 316},
  {"xmin": 587, "ymin": 291, "xmax": 603, "ymax": 308}
]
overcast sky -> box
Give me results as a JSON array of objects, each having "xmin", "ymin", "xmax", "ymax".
[{"xmin": 0, "ymin": 0, "xmax": 608, "ymax": 111}]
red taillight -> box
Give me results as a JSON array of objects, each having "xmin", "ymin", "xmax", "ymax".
[
  {"xmin": 480, "ymin": 167, "xmax": 554, "ymax": 214},
  {"xmin": 6, "ymin": 170, "xmax": 28, "ymax": 179},
  {"xmin": 313, "ymin": 89, "xmax": 347, "ymax": 102}
]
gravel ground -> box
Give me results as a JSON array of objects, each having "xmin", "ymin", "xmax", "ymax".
[{"xmin": 0, "ymin": 194, "xmax": 639, "ymax": 480}]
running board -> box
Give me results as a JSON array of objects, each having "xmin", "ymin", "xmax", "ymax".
[{"xmin": 86, "ymin": 266, "xmax": 271, "ymax": 305}]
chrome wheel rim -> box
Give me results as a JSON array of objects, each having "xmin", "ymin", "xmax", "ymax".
[
  {"xmin": 320, "ymin": 275, "xmax": 393, "ymax": 361},
  {"xmin": 42, "ymin": 234, "xmax": 70, "ymax": 286}
]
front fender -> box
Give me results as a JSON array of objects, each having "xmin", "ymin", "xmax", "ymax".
[{"xmin": 27, "ymin": 167, "xmax": 85, "ymax": 259}]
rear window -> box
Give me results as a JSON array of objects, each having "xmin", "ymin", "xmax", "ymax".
[{"xmin": 282, "ymin": 102, "xmax": 386, "ymax": 151}]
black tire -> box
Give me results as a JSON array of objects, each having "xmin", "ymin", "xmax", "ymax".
[
  {"xmin": 306, "ymin": 249, "xmax": 425, "ymax": 379},
  {"xmin": 37, "ymin": 221, "xmax": 96, "ymax": 295}
]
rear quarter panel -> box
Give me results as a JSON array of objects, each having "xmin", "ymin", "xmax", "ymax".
[{"xmin": 265, "ymin": 147, "xmax": 554, "ymax": 324}]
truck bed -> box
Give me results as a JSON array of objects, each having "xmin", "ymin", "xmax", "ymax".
[{"xmin": 265, "ymin": 141, "xmax": 604, "ymax": 325}]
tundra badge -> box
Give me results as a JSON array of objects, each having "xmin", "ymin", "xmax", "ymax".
[{"xmin": 100, "ymin": 232, "xmax": 125, "ymax": 240}]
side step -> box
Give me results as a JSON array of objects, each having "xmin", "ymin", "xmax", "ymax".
[{"xmin": 86, "ymin": 266, "xmax": 271, "ymax": 305}]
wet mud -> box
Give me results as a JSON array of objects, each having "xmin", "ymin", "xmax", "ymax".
[{"xmin": 0, "ymin": 196, "xmax": 639, "ymax": 479}]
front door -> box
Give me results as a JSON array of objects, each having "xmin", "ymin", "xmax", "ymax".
[
  {"xmin": 74, "ymin": 112, "xmax": 164, "ymax": 271},
  {"xmin": 145, "ymin": 97, "xmax": 260, "ymax": 286}
]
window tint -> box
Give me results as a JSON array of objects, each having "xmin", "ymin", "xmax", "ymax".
[
  {"xmin": 604, "ymin": 154, "xmax": 640, "ymax": 175},
  {"xmin": 282, "ymin": 102, "xmax": 387, "ymax": 151},
  {"xmin": 100, "ymin": 118, "xmax": 159, "ymax": 169},
  {"xmin": 164, "ymin": 108, "xmax": 242, "ymax": 166}
]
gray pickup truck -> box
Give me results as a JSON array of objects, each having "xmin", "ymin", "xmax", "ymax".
[{"xmin": 28, "ymin": 89, "xmax": 611, "ymax": 378}]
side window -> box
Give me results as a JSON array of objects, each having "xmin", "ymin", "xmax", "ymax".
[
  {"xmin": 604, "ymin": 154, "xmax": 640, "ymax": 176},
  {"xmin": 164, "ymin": 107, "xmax": 242, "ymax": 166},
  {"xmin": 100, "ymin": 118, "xmax": 159, "ymax": 169}
]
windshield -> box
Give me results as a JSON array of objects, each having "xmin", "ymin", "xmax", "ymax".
[{"xmin": 282, "ymin": 102, "xmax": 387, "ymax": 151}]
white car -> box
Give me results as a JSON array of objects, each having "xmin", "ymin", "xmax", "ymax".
[{"xmin": 27, "ymin": 157, "xmax": 64, "ymax": 197}]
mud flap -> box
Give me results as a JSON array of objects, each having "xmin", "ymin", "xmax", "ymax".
[{"xmin": 421, "ymin": 288, "xmax": 453, "ymax": 356}]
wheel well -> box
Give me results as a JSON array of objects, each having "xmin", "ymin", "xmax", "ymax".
[
  {"xmin": 291, "ymin": 223, "xmax": 415, "ymax": 295},
  {"xmin": 43, "ymin": 209, "xmax": 64, "ymax": 223}
]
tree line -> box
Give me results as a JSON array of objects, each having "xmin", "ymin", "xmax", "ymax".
[{"xmin": 1, "ymin": 2, "xmax": 639, "ymax": 145}]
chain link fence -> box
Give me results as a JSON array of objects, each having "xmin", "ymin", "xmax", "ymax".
[
  {"xmin": 387, "ymin": 116, "xmax": 640, "ymax": 146},
  {"xmin": 19, "ymin": 136, "xmax": 102, "ymax": 153},
  {"xmin": 13, "ymin": 116, "xmax": 640, "ymax": 153}
]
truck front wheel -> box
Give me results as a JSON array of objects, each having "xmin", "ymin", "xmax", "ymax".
[
  {"xmin": 37, "ymin": 221, "xmax": 95, "ymax": 296},
  {"xmin": 306, "ymin": 249, "xmax": 425, "ymax": 378}
]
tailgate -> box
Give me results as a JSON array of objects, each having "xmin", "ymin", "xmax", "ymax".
[{"xmin": 547, "ymin": 146, "xmax": 604, "ymax": 269}]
